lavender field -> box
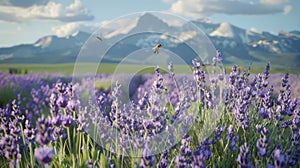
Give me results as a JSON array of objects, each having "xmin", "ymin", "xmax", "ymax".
[{"xmin": 0, "ymin": 59, "xmax": 300, "ymax": 167}]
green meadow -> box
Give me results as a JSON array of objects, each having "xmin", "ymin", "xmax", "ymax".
[{"xmin": 0, "ymin": 63, "xmax": 299, "ymax": 75}]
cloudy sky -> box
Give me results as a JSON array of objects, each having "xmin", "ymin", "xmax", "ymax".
[{"xmin": 0, "ymin": 0, "xmax": 299, "ymax": 47}]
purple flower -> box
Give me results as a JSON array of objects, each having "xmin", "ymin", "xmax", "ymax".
[
  {"xmin": 174, "ymin": 156, "xmax": 189, "ymax": 168},
  {"xmin": 153, "ymin": 66, "xmax": 167, "ymax": 93},
  {"xmin": 180, "ymin": 137, "xmax": 192, "ymax": 156},
  {"xmin": 173, "ymin": 135, "xmax": 193, "ymax": 167},
  {"xmin": 281, "ymin": 73, "xmax": 289, "ymax": 87},
  {"xmin": 273, "ymin": 148, "xmax": 287, "ymax": 167},
  {"xmin": 256, "ymin": 135, "xmax": 268, "ymax": 158},
  {"xmin": 56, "ymin": 94, "xmax": 68, "ymax": 108},
  {"xmin": 66, "ymin": 83, "xmax": 74, "ymax": 98},
  {"xmin": 62, "ymin": 114, "xmax": 74, "ymax": 127},
  {"xmin": 282, "ymin": 120, "xmax": 292, "ymax": 128},
  {"xmin": 215, "ymin": 126, "xmax": 226, "ymax": 140},
  {"xmin": 138, "ymin": 92, "xmax": 149, "ymax": 110},
  {"xmin": 212, "ymin": 50, "xmax": 223, "ymax": 66},
  {"xmin": 108, "ymin": 157, "xmax": 116, "ymax": 168},
  {"xmin": 226, "ymin": 125, "xmax": 239, "ymax": 151},
  {"xmin": 286, "ymin": 130, "xmax": 300, "ymax": 166},
  {"xmin": 156, "ymin": 150, "xmax": 168, "ymax": 168},
  {"xmin": 259, "ymin": 107, "xmax": 268, "ymax": 119},
  {"xmin": 237, "ymin": 143, "xmax": 252, "ymax": 168},
  {"xmin": 192, "ymin": 138, "xmax": 212, "ymax": 167},
  {"xmin": 192, "ymin": 59, "xmax": 206, "ymax": 86},
  {"xmin": 34, "ymin": 146, "xmax": 54, "ymax": 164},
  {"xmin": 232, "ymin": 64, "xmax": 237, "ymax": 72},
  {"xmin": 55, "ymin": 82, "xmax": 66, "ymax": 94},
  {"xmin": 97, "ymin": 92, "xmax": 107, "ymax": 105},
  {"xmin": 52, "ymin": 126, "xmax": 67, "ymax": 141},
  {"xmin": 218, "ymin": 74, "xmax": 224, "ymax": 81},
  {"xmin": 36, "ymin": 115, "xmax": 53, "ymax": 145},
  {"xmin": 139, "ymin": 144, "xmax": 155, "ymax": 167},
  {"xmin": 24, "ymin": 120, "xmax": 35, "ymax": 143},
  {"xmin": 192, "ymin": 59, "xmax": 201, "ymax": 69},
  {"xmin": 293, "ymin": 113, "xmax": 300, "ymax": 127},
  {"xmin": 264, "ymin": 62, "xmax": 270, "ymax": 80},
  {"xmin": 168, "ymin": 61, "xmax": 175, "ymax": 77},
  {"xmin": 49, "ymin": 93, "xmax": 59, "ymax": 116},
  {"xmin": 77, "ymin": 107, "xmax": 90, "ymax": 133},
  {"xmin": 67, "ymin": 99, "xmax": 80, "ymax": 111},
  {"xmin": 51, "ymin": 114, "xmax": 62, "ymax": 126},
  {"xmin": 0, "ymin": 134, "xmax": 21, "ymax": 161}
]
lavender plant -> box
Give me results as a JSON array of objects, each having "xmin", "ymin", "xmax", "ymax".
[{"xmin": 0, "ymin": 50, "xmax": 299, "ymax": 167}]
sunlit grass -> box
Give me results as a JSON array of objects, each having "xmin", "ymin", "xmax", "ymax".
[{"xmin": 1, "ymin": 63, "xmax": 299, "ymax": 75}]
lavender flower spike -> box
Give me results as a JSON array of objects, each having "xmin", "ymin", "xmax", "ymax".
[
  {"xmin": 35, "ymin": 146, "xmax": 54, "ymax": 164},
  {"xmin": 237, "ymin": 143, "xmax": 252, "ymax": 168}
]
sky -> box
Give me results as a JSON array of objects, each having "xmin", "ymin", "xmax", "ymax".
[{"xmin": 0, "ymin": 0, "xmax": 299, "ymax": 47}]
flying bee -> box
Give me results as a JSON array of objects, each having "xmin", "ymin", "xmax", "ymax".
[
  {"xmin": 96, "ymin": 36, "xmax": 102, "ymax": 41},
  {"xmin": 153, "ymin": 43, "xmax": 162, "ymax": 54},
  {"xmin": 202, "ymin": 63, "xmax": 211, "ymax": 67}
]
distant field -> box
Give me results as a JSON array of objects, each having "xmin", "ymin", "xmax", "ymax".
[
  {"xmin": 0, "ymin": 63, "xmax": 191, "ymax": 75},
  {"xmin": 0, "ymin": 63, "xmax": 299, "ymax": 75}
]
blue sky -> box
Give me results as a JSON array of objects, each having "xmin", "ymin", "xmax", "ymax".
[{"xmin": 0, "ymin": 0, "xmax": 299, "ymax": 47}]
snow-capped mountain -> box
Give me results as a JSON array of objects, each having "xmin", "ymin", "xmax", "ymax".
[
  {"xmin": 0, "ymin": 13, "xmax": 299, "ymax": 69},
  {"xmin": 210, "ymin": 22, "xmax": 236, "ymax": 38},
  {"xmin": 0, "ymin": 31, "xmax": 89, "ymax": 63}
]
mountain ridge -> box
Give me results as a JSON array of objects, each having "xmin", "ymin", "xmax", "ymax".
[{"xmin": 0, "ymin": 14, "xmax": 299, "ymax": 70}]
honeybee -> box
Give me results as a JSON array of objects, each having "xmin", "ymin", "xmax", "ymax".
[
  {"xmin": 96, "ymin": 36, "xmax": 102, "ymax": 41},
  {"xmin": 202, "ymin": 63, "xmax": 211, "ymax": 67},
  {"xmin": 153, "ymin": 44, "xmax": 162, "ymax": 54}
]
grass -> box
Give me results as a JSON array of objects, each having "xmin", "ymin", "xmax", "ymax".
[
  {"xmin": 0, "ymin": 63, "xmax": 76, "ymax": 74},
  {"xmin": 0, "ymin": 63, "xmax": 192, "ymax": 75},
  {"xmin": 0, "ymin": 63, "xmax": 299, "ymax": 75}
]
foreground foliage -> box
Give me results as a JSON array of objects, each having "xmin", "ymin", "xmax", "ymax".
[{"xmin": 0, "ymin": 58, "xmax": 299, "ymax": 167}]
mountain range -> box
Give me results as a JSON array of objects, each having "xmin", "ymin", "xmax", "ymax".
[{"xmin": 0, "ymin": 13, "xmax": 299, "ymax": 71}]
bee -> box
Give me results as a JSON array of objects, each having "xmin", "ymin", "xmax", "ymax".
[
  {"xmin": 202, "ymin": 63, "xmax": 211, "ymax": 67},
  {"xmin": 96, "ymin": 36, "xmax": 102, "ymax": 41},
  {"xmin": 153, "ymin": 44, "xmax": 162, "ymax": 54}
]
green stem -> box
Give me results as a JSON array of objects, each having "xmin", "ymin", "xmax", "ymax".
[
  {"xmin": 59, "ymin": 137, "xmax": 63, "ymax": 164},
  {"xmin": 77, "ymin": 133, "xmax": 80, "ymax": 163},
  {"xmin": 67, "ymin": 127, "xmax": 72, "ymax": 154},
  {"xmin": 29, "ymin": 143, "xmax": 35, "ymax": 168}
]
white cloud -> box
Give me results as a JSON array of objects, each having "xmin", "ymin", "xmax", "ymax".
[
  {"xmin": 260, "ymin": 0, "xmax": 289, "ymax": 5},
  {"xmin": 52, "ymin": 22, "xmax": 81, "ymax": 37},
  {"xmin": 51, "ymin": 22, "xmax": 98, "ymax": 37},
  {"xmin": 161, "ymin": 0, "xmax": 176, "ymax": 4},
  {"xmin": 178, "ymin": 31, "xmax": 197, "ymax": 41},
  {"xmin": 283, "ymin": 5, "xmax": 293, "ymax": 14},
  {"xmin": 51, "ymin": 14, "xmax": 142, "ymax": 38},
  {"xmin": 169, "ymin": 0, "xmax": 291, "ymax": 19},
  {"xmin": 0, "ymin": 0, "xmax": 93, "ymax": 22}
]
